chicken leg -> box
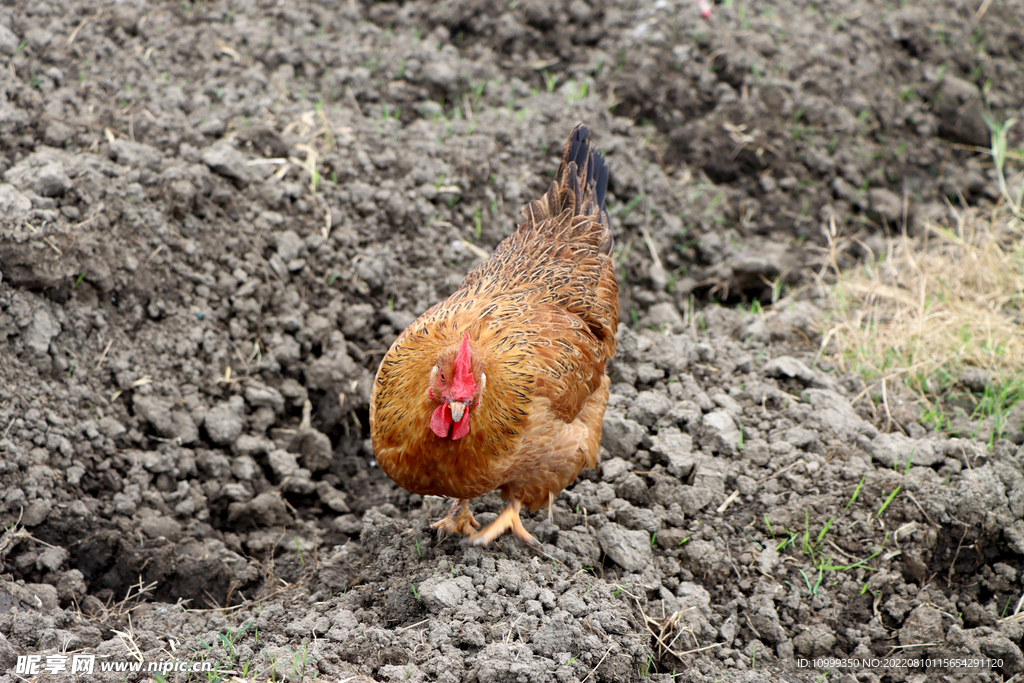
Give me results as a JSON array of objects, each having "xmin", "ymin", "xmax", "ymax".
[
  {"xmin": 431, "ymin": 498, "xmax": 479, "ymax": 536},
  {"xmin": 468, "ymin": 498, "xmax": 539, "ymax": 547}
]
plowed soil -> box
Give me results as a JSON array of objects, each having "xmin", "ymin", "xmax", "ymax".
[{"xmin": 2, "ymin": 1, "xmax": 1023, "ymax": 682}]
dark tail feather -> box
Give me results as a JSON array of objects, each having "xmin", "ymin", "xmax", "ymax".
[
  {"xmin": 591, "ymin": 142, "xmax": 612, "ymax": 254},
  {"xmin": 528, "ymin": 124, "xmax": 613, "ymax": 254},
  {"xmin": 566, "ymin": 125, "xmax": 592, "ymax": 177},
  {"xmin": 563, "ymin": 124, "xmax": 608, "ymax": 214},
  {"xmin": 570, "ymin": 125, "xmax": 612, "ymax": 255}
]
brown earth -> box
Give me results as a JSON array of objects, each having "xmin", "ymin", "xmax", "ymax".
[{"xmin": 1, "ymin": 0, "xmax": 1023, "ymax": 682}]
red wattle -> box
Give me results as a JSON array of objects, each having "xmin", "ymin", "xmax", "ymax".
[
  {"xmin": 451, "ymin": 408, "xmax": 471, "ymax": 440},
  {"xmin": 430, "ymin": 403, "xmax": 451, "ymax": 437}
]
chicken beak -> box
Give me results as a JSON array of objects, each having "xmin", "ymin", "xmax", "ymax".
[{"xmin": 448, "ymin": 400, "xmax": 467, "ymax": 423}]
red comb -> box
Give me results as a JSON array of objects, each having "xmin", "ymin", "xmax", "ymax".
[{"xmin": 451, "ymin": 333, "xmax": 477, "ymax": 401}]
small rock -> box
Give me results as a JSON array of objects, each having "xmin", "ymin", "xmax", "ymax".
[
  {"xmin": 647, "ymin": 302, "xmax": 684, "ymax": 329},
  {"xmin": 198, "ymin": 117, "xmax": 226, "ymax": 136},
  {"xmin": 978, "ymin": 633, "xmax": 1024, "ymax": 672},
  {"xmin": 234, "ymin": 435, "xmax": 271, "ymax": 457},
  {"xmin": 701, "ymin": 410, "xmax": 740, "ymax": 455},
  {"xmin": 109, "ymin": 139, "xmax": 163, "ymax": 171},
  {"xmin": 601, "ymin": 456, "xmax": 632, "ymax": 480},
  {"xmin": 774, "ymin": 302, "xmax": 821, "ymax": 339},
  {"xmin": 275, "ymin": 230, "xmax": 303, "ymax": 263},
  {"xmin": 601, "ymin": 415, "xmax": 645, "ymax": 459},
  {"xmin": 626, "ymin": 390, "xmax": 673, "ymax": 426},
  {"xmin": 679, "ymin": 374, "xmax": 714, "ymax": 412},
  {"xmin": 25, "ymin": 28, "xmax": 53, "ymax": 49},
  {"xmin": 278, "ymin": 377, "xmax": 309, "ymax": 407},
  {"xmin": 23, "ymin": 307, "xmax": 60, "ymax": 355},
  {"xmin": 281, "ymin": 467, "xmax": 316, "ymax": 495},
  {"xmin": 419, "ymin": 576, "xmax": 473, "ymax": 612},
  {"xmin": 98, "ymin": 416, "xmax": 127, "ymax": 438},
  {"xmin": 832, "ymin": 176, "xmax": 865, "ymax": 205},
  {"xmin": 607, "ymin": 358, "xmax": 638, "ymax": 385},
  {"xmin": 267, "ymin": 449, "xmax": 299, "ymax": 479},
  {"xmin": 231, "ymin": 454, "xmax": 260, "ymax": 481},
  {"xmin": 332, "ymin": 514, "xmax": 363, "ymax": 535},
  {"xmin": 931, "ymin": 75, "xmax": 989, "ymax": 147},
  {"xmin": 0, "ymin": 23, "xmax": 19, "ymax": 56},
  {"xmin": 133, "ymin": 395, "xmax": 175, "ymax": 437},
  {"xmin": 245, "ymin": 383, "xmax": 285, "ymax": 411},
  {"xmin": 644, "ymin": 332, "xmax": 692, "ymax": 375},
  {"xmin": 53, "ymin": 569, "xmax": 87, "ymax": 604},
  {"xmin": 635, "ymin": 363, "xmax": 665, "ymax": 384},
  {"xmin": 616, "ymin": 472, "xmax": 649, "ymax": 505},
  {"xmin": 383, "ymin": 308, "xmax": 416, "ymax": 332},
  {"xmin": 784, "ymin": 426, "xmax": 818, "ymax": 449},
  {"xmin": 36, "ymin": 546, "xmax": 68, "ymax": 572},
  {"xmin": 665, "ymin": 399, "xmax": 702, "ymax": 430},
  {"xmin": 379, "ymin": 664, "xmax": 427, "ymax": 683},
  {"xmin": 898, "ymin": 605, "xmax": 944, "ymax": 646},
  {"xmin": 723, "ymin": 242, "xmax": 796, "ymax": 292},
  {"xmin": 421, "ymin": 61, "xmax": 457, "ymax": 88},
  {"xmin": 222, "ymin": 483, "xmax": 253, "ymax": 502},
  {"xmin": 172, "ymin": 410, "xmax": 199, "ymax": 444},
  {"xmin": 758, "ymin": 545, "xmax": 780, "ymax": 574},
  {"xmin": 744, "ymin": 438, "xmax": 770, "ymax": 467},
  {"xmin": 596, "ymin": 522, "xmax": 653, "ymax": 573},
  {"xmin": 140, "ymin": 515, "xmax": 183, "ymax": 541},
  {"xmin": 204, "ymin": 403, "xmax": 244, "ymax": 445},
  {"xmin": 229, "ymin": 491, "xmax": 291, "ymax": 526},
  {"xmin": 43, "ymin": 121, "xmax": 74, "ymax": 147},
  {"xmin": 316, "ymin": 481, "xmax": 350, "ymax": 513},
  {"xmin": 649, "ymin": 426, "xmax": 695, "ymax": 478},
  {"xmin": 1004, "ymin": 520, "xmax": 1024, "ymax": 555},
  {"xmin": 958, "ymin": 368, "xmax": 991, "ymax": 393},
  {"xmin": 7, "ymin": 583, "xmax": 59, "ymax": 613},
  {"xmin": 613, "ymin": 504, "xmax": 660, "ymax": 534},
  {"xmin": 139, "ymin": 449, "xmax": 175, "ymax": 473},
  {"xmin": 304, "ymin": 338, "xmax": 360, "ymax": 392},
  {"xmin": 22, "ymin": 499, "xmax": 52, "ymax": 526},
  {"xmin": 868, "ymin": 187, "xmax": 903, "ymax": 226},
  {"xmin": 289, "ymin": 428, "xmax": 333, "ymax": 472},
  {"xmin": 793, "ymin": 623, "xmax": 837, "ymax": 657},
  {"xmin": 803, "ymin": 389, "xmax": 875, "ymax": 440},
  {"xmin": 870, "ymin": 432, "xmax": 943, "ymax": 468},
  {"xmin": 739, "ymin": 315, "xmax": 769, "ymax": 343},
  {"xmin": 762, "ymin": 356, "xmax": 816, "ymax": 383},
  {"xmin": 748, "ymin": 593, "xmax": 786, "ymax": 644},
  {"xmin": 201, "ymin": 141, "xmax": 251, "ymax": 184},
  {"xmin": 692, "ymin": 458, "xmax": 726, "ymax": 493},
  {"xmin": 556, "ymin": 529, "xmax": 601, "ymax": 562},
  {"xmin": 31, "ymin": 162, "xmax": 72, "ymax": 196},
  {"xmin": 683, "ymin": 539, "xmax": 719, "ymax": 575},
  {"xmin": 678, "ymin": 485, "xmax": 716, "ymax": 515},
  {"xmin": 0, "ymin": 183, "xmax": 32, "ymax": 214}
]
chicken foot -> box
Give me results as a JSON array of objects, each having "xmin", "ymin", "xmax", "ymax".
[
  {"xmin": 431, "ymin": 498, "xmax": 479, "ymax": 537},
  {"xmin": 469, "ymin": 498, "xmax": 539, "ymax": 547}
]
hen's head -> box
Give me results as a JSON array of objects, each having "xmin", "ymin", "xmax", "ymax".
[{"xmin": 428, "ymin": 333, "xmax": 486, "ymax": 440}]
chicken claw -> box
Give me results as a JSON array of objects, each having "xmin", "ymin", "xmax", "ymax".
[
  {"xmin": 431, "ymin": 498, "xmax": 479, "ymax": 537},
  {"xmin": 469, "ymin": 499, "xmax": 539, "ymax": 548}
]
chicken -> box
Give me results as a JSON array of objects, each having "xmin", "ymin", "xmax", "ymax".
[{"xmin": 369, "ymin": 124, "xmax": 618, "ymax": 546}]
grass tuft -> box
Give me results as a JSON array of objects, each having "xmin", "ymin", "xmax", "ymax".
[{"xmin": 816, "ymin": 138, "xmax": 1024, "ymax": 432}]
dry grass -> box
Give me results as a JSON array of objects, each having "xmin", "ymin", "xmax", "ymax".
[{"xmin": 816, "ymin": 161, "xmax": 1023, "ymax": 419}]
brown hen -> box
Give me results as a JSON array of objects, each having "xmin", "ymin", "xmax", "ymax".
[{"xmin": 369, "ymin": 124, "xmax": 618, "ymax": 546}]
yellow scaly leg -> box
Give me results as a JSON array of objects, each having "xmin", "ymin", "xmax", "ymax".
[
  {"xmin": 468, "ymin": 498, "xmax": 539, "ymax": 547},
  {"xmin": 431, "ymin": 498, "xmax": 479, "ymax": 536}
]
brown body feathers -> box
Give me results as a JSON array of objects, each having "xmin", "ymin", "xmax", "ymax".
[{"xmin": 369, "ymin": 124, "xmax": 618, "ymax": 545}]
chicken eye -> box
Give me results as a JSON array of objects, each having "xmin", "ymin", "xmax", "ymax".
[{"xmin": 439, "ymin": 371, "xmax": 446, "ymax": 382}]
